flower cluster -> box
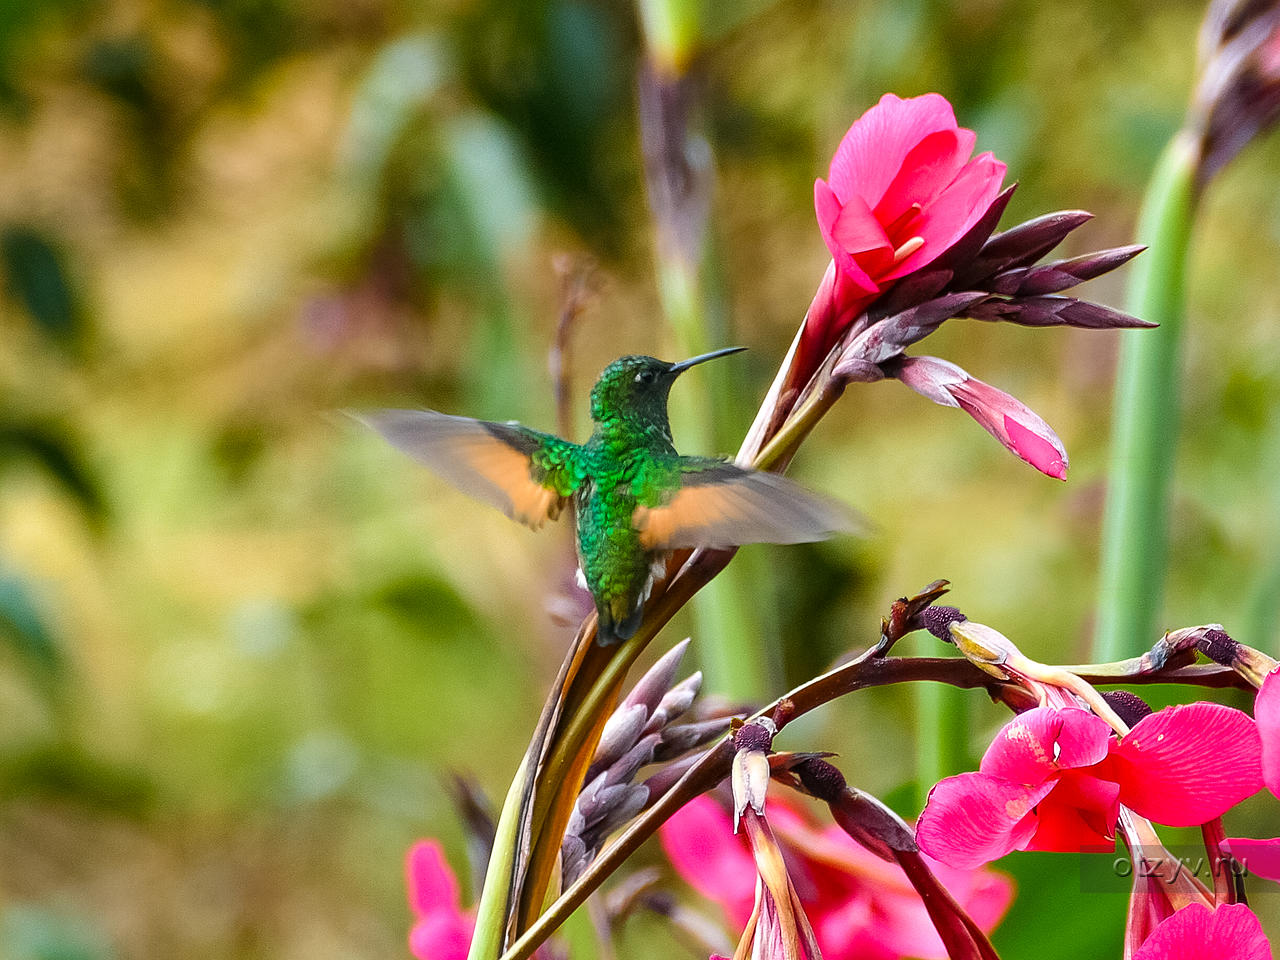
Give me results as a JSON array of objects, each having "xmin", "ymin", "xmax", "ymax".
[
  {"xmin": 745, "ymin": 92, "xmax": 1148, "ymax": 480},
  {"xmin": 908, "ymin": 611, "xmax": 1279, "ymax": 958},
  {"xmin": 916, "ymin": 702, "xmax": 1263, "ymax": 868},
  {"xmin": 563, "ymin": 638, "xmax": 730, "ymax": 885}
]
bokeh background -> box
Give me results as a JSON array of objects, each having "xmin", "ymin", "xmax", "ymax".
[{"xmin": 1, "ymin": 0, "xmax": 1278, "ymax": 957}]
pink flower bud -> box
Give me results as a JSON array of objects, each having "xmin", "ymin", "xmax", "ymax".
[{"xmin": 893, "ymin": 355, "xmax": 1069, "ymax": 479}]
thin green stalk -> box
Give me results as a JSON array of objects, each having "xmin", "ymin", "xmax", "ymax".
[
  {"xmin": 467, "ymin": 759, "xmax": 529, "ymax": 960},
  {"xmin": 1094, "ymin": 132, "xmax": 1200, "ymax": 661},
  {"xmin": 636, "ymin": 0, "xmax": 705, "ymax": 74}
]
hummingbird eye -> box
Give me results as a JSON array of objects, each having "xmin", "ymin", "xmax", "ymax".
[{"xmin": 635, "ymin": 370, "xmax": 656, "ymax": 385}]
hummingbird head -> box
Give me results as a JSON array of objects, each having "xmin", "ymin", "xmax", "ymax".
[{"xmin": 588, "ymin": 348, "xmax": 746, "ymax": 432}]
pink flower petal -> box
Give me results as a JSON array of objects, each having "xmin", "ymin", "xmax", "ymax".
[
  {"xmin": 1003, "ymin": 415, "xmax": 1068, "ymax": 480},
  {"xmin": 1255, "ymin": 667, "xmax": 1280, "ymax": 797},
  {"xmin": 811, "ymin": 889, "xmax": 878, "ymax": 960},
  {"xmin": 1132, "ymin": 903, "xmax": 1271, "ymax": 960},
  {"xmin": 659, "ymin": 795, "xmax": 757, "ymax": 926},
  {"xmin": 1221, "ymin": 837, "xmax": 1280, "ymax": 883},
  {"xmin": 864, "ymin": 864, "xmax": 1014, "ymax": 960},
  {"xmin": 978, "ymin": 707, "xmax": 1112, "ymax": 784},
  {"xmin": 1113, "ymin": 702, "xmax": 1264, "ymax": 826},
  {"xmin": 949, "ymin": 378, "xmax": 1068, "ymax": 480},
  {"xmin": 814, "ymin": 179, "xmax": 881, "ymax": 295},
  {"xmin": 917, "ymin": 772, "xmax": 1053, "ymax": 868},
  {"xmin": 829, "ymin": 193, "xmax": 895, "ymax": 258},
  {"xmin": 828, "ymin": 93, "xmax": 961, "ymax": 208},
  {"xmin": 406, "ymin": 840, "xmax": 462, "ymax": 918},
  {"xmin": 924, "ymin": 852, "xmax": 1016, "ymax": 933},
  {"xmin": 873, "ymin": 127, "xmax": 975, "ymax": 227},
  {"xmin": 887, "ymin": 152, "xmax": 1007, "ymax": 280}
]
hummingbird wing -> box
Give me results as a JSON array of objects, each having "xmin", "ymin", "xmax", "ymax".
[
  {"xmin": 354, "ymin": 410, "xmax": 582, "ymax": 530},
  {"xmin": 632, "ymin": 457, "xmax": 858, "ymax": 550}
]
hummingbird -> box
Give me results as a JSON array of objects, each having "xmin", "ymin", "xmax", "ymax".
[{"xmin": 357, "ymin": 348, "xmax": 854, "ymax": 644}]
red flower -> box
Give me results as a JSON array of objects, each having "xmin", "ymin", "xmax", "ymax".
[
  {"xmin": 1255, "ymin": 666, "xmax": 1280, "ymax": 795},
  {"xmin": 406, "ymin": 841, "xmax": 474, "ymax": 960},
  {"xmin": 1131, "ymin": 903, "xmax": 1271, "ymax": 960},
  {"xmin": 806, "ymin": 93, "xmax": 1006, "ymax": 361},
  {"xmin": 1222, "ymin": 668, "xmax": 1280, "ymax": 882},
  {"xmin": 917, "ymin": 704, "xmax": 1263, "ymax": 869},
  {"xmin": 660, "ymin": 794, "xmax": 1012, "ymax": 960}
]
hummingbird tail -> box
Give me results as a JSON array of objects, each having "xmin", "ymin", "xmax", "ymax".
[{"xmin": 596, "ymin": 604, "xmax": 644, "ymax": 647}]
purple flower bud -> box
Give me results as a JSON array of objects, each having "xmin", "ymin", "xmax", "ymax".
[
  {"xmin": 966, "ymin": 295, "xmax": 1153, "ymax": 329},
  {"xmin": 1101, "ymin": 690, "xmax": 1155, "ymax": 727},
  {"xmin": 623, "ymin": 638, "xmax": 692, "ymax": 717},
  {"xmin": 653, "ymin": 716, "xmax": 731, "ymax": 761},
  {"xmin": 1197, "ymin": 627, "xmax": 1241, "ymax": 666},
  {"xmin": 645, "ymin": 671, "xmax": 702, "ymax": 735},
  {"xmin": 589, "ymin": 703, "xmax": 648, "ymax": 780},
  {"xmin": 1192, "ymin": 0, "xmax": 1280, "ymax": 184},
  {"xmin": 917, "ymin": 605, "xmax": 968, "ymax": 642},
  {"xmin": 840, "ymin": 292, "xmax": 990, "ymax": 368},
  {"xmin": 733, "ymin": 718, "xmax": 776, "ymax": 753},
  {"xmin": 959, "ymin": 210, "xmax": 1094, "ymax": 285},
  {"xmin": 792, "ymin": 756, "xmax": 848, "ymax": 804}
]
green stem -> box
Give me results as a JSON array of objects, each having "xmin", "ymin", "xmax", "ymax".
[
  {"xmin": 636, "ymin": 0, "xmax": 705, "ymax": 74},
  {"xmin": 1094, "ymin": 132, "xmax": 1200, "ymax": 661},
  {"xmin": 466, "ymin": 759, "xmax": 529, "ymax": 960}
]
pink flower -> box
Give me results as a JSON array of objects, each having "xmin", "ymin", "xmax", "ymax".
[
  {"xmin": 406, "ymin": 841, "xmax": 474, "ymax": 960},
  {"xmin": 806, "ymin": 93, "xmax": 1006, "ymax": 361},
  {"xmin": 660, "ymin": 794, "xmax": 1012, "ymax": 960},
  {"xmin": 1254, "ymin": 666, "xmax": 1280, "ymax": 796},
  {"xmin": 1222, "ymin": 668, "xmax": 1280, "ymax": 882},
  {"xmin": 892, "ymin": 355, "xmax": 1068, "ymax": 479},
  {"xmin": 918, "ymin": 704, "xmax": 1263, "ymax": 869},
  {"xmin": 1131, "ymin": 903, "xmax": 1270, "ymax": 960}
]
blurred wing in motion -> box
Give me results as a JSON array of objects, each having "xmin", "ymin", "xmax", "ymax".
[
  {"xmin": 633, "ymin": 459, "xmax": 859, "ymax": 550},
  {"xmin": 354, "ymin": 410, "xmax": 582, "ymax": 530}
]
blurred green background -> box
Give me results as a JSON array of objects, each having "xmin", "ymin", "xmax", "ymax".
[{"xmin": 1, "ymin": 0, "xmax": 1278, "ymax": 957}]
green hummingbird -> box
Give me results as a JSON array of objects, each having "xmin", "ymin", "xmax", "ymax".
[{"xmin": 358, "ymin": 348, "xmax": 853, "ymax": 644}]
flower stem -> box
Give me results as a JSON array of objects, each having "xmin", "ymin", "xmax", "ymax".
[
  {"xmin": 636, "ymin": 0, "xmax": 704, "ymax": 75},
  {"xmin": 466, "ymin": 758, "xmax": 529, "ymax": 960},
  {"xmin": 1094, "ymin": 132, "xmax": 1200, "ymax": 661}
]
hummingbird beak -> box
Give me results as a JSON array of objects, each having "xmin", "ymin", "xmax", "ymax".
[{"xmin": 668, "ymin": 346, "xmax": 747, "ymax": 375}]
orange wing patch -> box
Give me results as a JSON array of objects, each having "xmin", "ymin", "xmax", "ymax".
[
  {"xmin": 353, "ymin": 410, "xmax": 574, "ymax": 531},
  {"xmin": 455, "ymin": 436, "xmax": 566, "ymax": 529},
  {"xmin": 633, "ymin": 466, "xmax": 856, "ymax": 551},
  {"xmin": 634, "ymin": 483, "xmax": 739, "ymax": 550}
]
